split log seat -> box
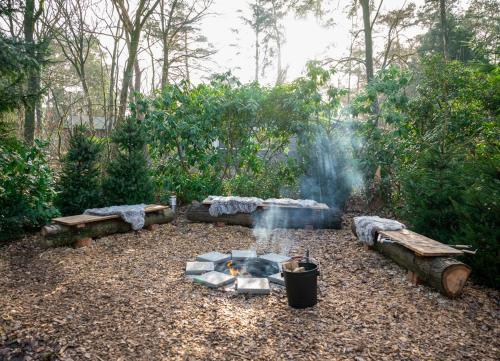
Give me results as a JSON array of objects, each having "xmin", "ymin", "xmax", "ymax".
[
  {"xmin": 352, "ymin": 226, "xmax": 471, "ymax": 298},
  {"xmin": 186, "ymin": 201, "xmax": 342, "ymax": 229},
  {"xmin": 42, "ymin": 204, "xmax": 174, "ymax": 247}
]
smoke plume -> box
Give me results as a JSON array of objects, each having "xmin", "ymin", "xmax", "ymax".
[{"xmin": 252, "ymin": 122, "xmax": 362, "ymax": 254}]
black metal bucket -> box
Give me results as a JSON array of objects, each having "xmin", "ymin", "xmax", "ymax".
[{"xmin": 283, "ymin": 262, "xmax": 319, "ymax": 308}]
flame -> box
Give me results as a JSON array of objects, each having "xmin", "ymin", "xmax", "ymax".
[{"xmin": 226, "ymin": 261, "xmax": 239, "ymax": 276}]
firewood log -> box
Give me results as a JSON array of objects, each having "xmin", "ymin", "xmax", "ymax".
[{"xmin": 351, "ymin": 223, "xmax": 471, "ymax": 298}]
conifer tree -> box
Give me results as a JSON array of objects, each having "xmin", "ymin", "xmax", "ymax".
[
  {"xmin": 56, "ymin": 126, "xmax": 103, "ymax": 215},
  {"xmin": 102, "ymin": 117, "xmax": 154, "ymax": 205}
]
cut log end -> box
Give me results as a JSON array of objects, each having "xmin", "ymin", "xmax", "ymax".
[{"xmin": 442, "ymin": 264, "xmax": 471, "ymax": 298}]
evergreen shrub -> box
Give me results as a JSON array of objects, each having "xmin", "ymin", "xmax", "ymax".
[
  {"xmin": 56, "ymin": 125, "xmax": 103, "ymax": 215},
  {"xmin": 102, "ymin": 116, "xmax": 154, "ymax": 205}
]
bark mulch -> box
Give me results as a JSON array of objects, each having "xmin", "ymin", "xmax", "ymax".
[{"xmin": 0, "ymin": 213, "xmax": 498, "ymax": 360}]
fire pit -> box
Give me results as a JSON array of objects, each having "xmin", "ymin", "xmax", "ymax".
[
  {"xmin": 185, "ymin": 250, "xmax": 291, "ymax": 294},
  {"xmin": 216, "ymin": 258, "xmax": 279, "ymax": 278}
]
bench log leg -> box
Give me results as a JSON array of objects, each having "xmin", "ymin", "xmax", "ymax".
[
  {"xmin": 75, "ymin": 237, "xmax": 92, "ymax": 248},
  {"xmin": 407, "ymin": 270, "xmax": 422, "ymax": 285},
  {"xmin": 145, "ymin": 224, "xmax": 159, "ymax": 231}
]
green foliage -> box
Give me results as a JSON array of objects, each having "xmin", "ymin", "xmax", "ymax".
[
  {"xmin": 0, "ymin": 34, "xmax": 39, "ymax": 114},
  {"xmin": 144, "ymin": 80, "xmax": 224, "ymax": 202},
  {"xmin": 56, "ymin": 126, "xmax": 103, "ymax": 215},
  {"xmin": 144, "ymin": 75, "xmax": 307, "ymax": 203},
  {"xmin": 399, "ymin": 58, "xmax": 499, "ymax": 288},
  {"xmin": 102, "ymin": 116, "xmax": 155, "ymax": 205},
  {"xmin": 0, "ymin": 126, "xmax": 58, "ymax": 241},
  {"xmin": 0, "ymin": 2, "xmax": 50, "ymax": 117},
  {"xmin": 143, "ymin": 64, "xmax": 357, "ymax": 206},
  {"xmin": 354, "ymin": 58, "xmax": 500, "ymax": 288},
  {"xmin": 223, "ymin": 158, "xmax": 301, "ymax": 199},
  {"xmin": 352, "ymin": 66, "xmax": 412, "ymax": 203}
]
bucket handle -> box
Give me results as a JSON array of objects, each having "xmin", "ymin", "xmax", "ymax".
[{"xmin": 309, "ymin": 257, "xmax": 321, "ymax": 277}]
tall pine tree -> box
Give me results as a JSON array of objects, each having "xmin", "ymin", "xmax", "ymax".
[
  {"xmin": 102, "ymin": 117, "xmax": 154, "ymax": 205},
  {"xmin": 56, "ymin": 126, "xmax": 103, "ymax": 215}
]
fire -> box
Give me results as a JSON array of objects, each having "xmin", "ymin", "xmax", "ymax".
[{"xmin": 226, "ymin": 261, "xmax": 239, "ymax": 276}]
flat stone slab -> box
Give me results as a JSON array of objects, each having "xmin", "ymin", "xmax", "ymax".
[
  {"xmin": 259, "ymin": 253, "xmax": 291, "ymax": 265},
  {"xmin": 196, "ymin": 251, "xmax": 231, "ymax": 264},
  {"xmin": 185, "ymin": 261, "xmax": 214, "ymax": 275},
  {"xmin": 236, "ymin": 277, "xmax": 270, "ymax": 294},
  {"xmin": 194, "ymin": 271, "xmax": 235, "ymax": 288},
  {"xmin": 268, "ymin": 272, "xmax": 285, "ymax": 286},
  {"xmin": 231, "ymin": 249, "xmax": 257, "ymax": 260}
]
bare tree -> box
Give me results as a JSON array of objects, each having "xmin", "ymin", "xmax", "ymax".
[
  {"xmin": 241, "ymin": 0, "xmax": 273, "ymax": 83},
  {"xmin": 153, "ymin": 0, "xmax": 213, "ymax": 88},
  {"xmin": 53, "ymin": 0, "xmax": 97, "ymax": 129},
  {"xmin": 23, "ymin": 0, "xmax": 45, "ymax": 144},
  {"xmin": 377, "ymin": 2, "xmax": 417, "ymax": 69},
  {"xmin": 359, "ymin": 0, "xmax": 379, "ymax": 83},
  {"xmin": 91, "ymin": 2, "xmax": 126, "ymax": 130},
  {"xmin": 111, "ymin": 0, "xmax": 160, "ymax": 122},
  {"xmin": 439, "ymin": 0, "xmax": 448, "ymax": 59},
  {"xmin": 259, "ymin": 0, "xmax": 288, "ymax": 84}
]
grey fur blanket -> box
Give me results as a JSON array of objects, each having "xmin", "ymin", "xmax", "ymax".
[
  {"xmin": 353, "ymin": 216, "xmax": 406, "ymax": 246},
  {"xmin": 84, "ymin": 204, "xmax": 146, "ymax": 230},
  {"xmin": 204, "ymin": 196, "xmax": 330, "ymax": 217},
  {"xmin": 265, "ymin": 198, "xmax": 329, "ymax": 209},
  {"xmin": 205, "ymin": 196, "xmax": 263, "ymax": 217}
]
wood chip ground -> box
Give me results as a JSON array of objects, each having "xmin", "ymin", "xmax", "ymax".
[{"xmin": 0, "ymin": 210, "xmax": 498, "ymax": 360}]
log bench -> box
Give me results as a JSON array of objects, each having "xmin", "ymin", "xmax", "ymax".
[
  {"xmin": 42, "ymin": 204, "xmax": 174, "ymax": 247},
  {"xmin": 186, "ymin": 201, "xmax": 342, "ymax": 229},
  {"xmin": 351, "ymin": 225, "xmax": 471, "ymax": 298}
]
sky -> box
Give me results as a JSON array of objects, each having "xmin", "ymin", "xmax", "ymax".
[{"xmin": 190, "ymin": 0, "xmax": 431, "ymax": 86}]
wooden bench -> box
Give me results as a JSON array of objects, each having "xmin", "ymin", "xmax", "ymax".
[
  {"xmin": 378, "ymin": 229, "xmax": 464, "ymax": 257},
  {"xmin": 187, "ymin": 200, "xmax": 342, "ymax": 229},
  {"xmin": 42, "ymin": 204, "xmax": 174, "ymax": 247},
  {"xmin": 352, "ymin": 226, "xmax": 471, "ymax": 298},
  {"xmin": 52, "ymin": 204, "xmax": 168, "ymax": 229}
]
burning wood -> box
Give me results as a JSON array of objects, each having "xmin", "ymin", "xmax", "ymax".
[{"xmin": 226, "ymin": 261, "xmax": 240, "ymax": 276}]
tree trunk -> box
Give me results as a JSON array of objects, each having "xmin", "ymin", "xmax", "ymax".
[
  {"xmin": 351, "ymin": 224, "xmax": 471, "ymax": 298},
  {"xmin": 117, "ymin": 30, "xmax": 140, "ymax": 123},
  {"xmin": 160, "ymin": 0, "xmax": 178, "ymax": 89},
  {"xmin": 255, "ymin": 24, "xmax": 259, "ymax": 83},
  {"xmin": 270, "ymin": 0, "xmax": 284, "ymax": 85},
  {"xmin": 162, "ymin": 43, "xmax": 169, "ymax": 88},
  {"xmin": 41, "ymin": 208, "xmax": 175, "ymax": 247},
  {"xmin": 360, "ymin": 0, "xmax": 374, "ymax": 83},
  {"xmin": 107, "ymin": 48, "xmax": 117, "ymax": 130},
  {"xmin": 439, "ymin": 0, "xmax": 448, "ymax": 60},
  {"xmin": 186, "ymin": 202, "xmax": 342, "ymax": 229},
  {"xmin": 80, "ymin": 72, "xmax": 94, "ymax": 130},
  {"xmin": 134, "ymin": 58, "xmax": 141, "ymax": 94},
  {"xmin": 184, "ymin": 30, "xmax": 190, "ymax": 84},
  {"xmin": 23, "ymin": 0, "xmax": 36, "ymax": 145},
  {"xmin": 35, "ymin": 96, "xmax": 42, "ymax": 136}
]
